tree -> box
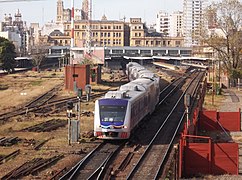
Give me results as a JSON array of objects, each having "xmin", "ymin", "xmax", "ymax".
[
  {"xmin": 30, "ymin": 43, "xmax": 48, "ymax": 72},
  {"xmin": 202, "ymin": 0, "xmax": 242, "ymax": 81},
  {"xmin": 0, "ymin": 37, "xmax": 16, "ymax": 73}
]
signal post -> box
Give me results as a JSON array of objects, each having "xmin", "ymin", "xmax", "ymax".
[{"xmin": 66, "ymin": 88, "xmax": 82, "ymax": 145}]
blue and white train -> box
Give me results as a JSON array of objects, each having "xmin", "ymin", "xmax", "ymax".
[{"xmin": 94, "ymin": 62, "xmax": 160, "ymax": 139}]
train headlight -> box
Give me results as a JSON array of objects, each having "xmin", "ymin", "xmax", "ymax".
[{"xmin": 123, "ymin": 126, "xmax": 128, "ymax": 129}]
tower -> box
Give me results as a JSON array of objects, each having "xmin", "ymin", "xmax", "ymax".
[
  {"xmin": 56, "ymin": 0, "xmax": 64, "ymax": 23},
  {"xmin": 82, "ymin": 0, "xmax": 89, "ymax": 20},
  {"xmin": 84, "ymin": 0, "xmax": 92, "ymax": 55}
]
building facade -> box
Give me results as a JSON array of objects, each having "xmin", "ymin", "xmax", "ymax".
[
  {"xmin": 62, "ymin": 19, "xmax": 129, "ymax": 47},
  {"xmin": 0, "ymin": 10, "xmax": 28, "ymax": 56},
  {"xmin": 155, "ymin": 11, "xmax": 170, "ymax": 36},
  {"xmin": 56, "ymin": 0, "xmax": 84, "ymax": 23},
  {"xmin": 170, "ymin": 11, "xmax": 183, "ymax": 37},
  {"xmin": 48, "ymin": 17, "xmax": 184, "ymax": 48},
  {"xmin": 156, "ymin": 11, "xmax": 183, "ymax": 37},
  {"xmin": 183, "ymin": 0, "xmax": 208, "ymax": 46},
  {"xmin": 130, "ymin": 18, "xmax": 184, "ymax": 47}
]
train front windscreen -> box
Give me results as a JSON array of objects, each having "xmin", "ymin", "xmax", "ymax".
[{"xmin": 99, "ymin": 99, "xmax": 128, "ymax": 127}]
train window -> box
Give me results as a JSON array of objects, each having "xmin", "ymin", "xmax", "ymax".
[{"xmin": 100, "ymin": 105, "xmax": 126, "ymax": 122}]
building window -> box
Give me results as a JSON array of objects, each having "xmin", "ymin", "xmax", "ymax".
[
  {"xmin": 135, "ymin": 40, "xmax": 141, "ymax": 45},
  {"xmin": 175, "ymin": 41, "xmax": 181, "ymax": 46}
]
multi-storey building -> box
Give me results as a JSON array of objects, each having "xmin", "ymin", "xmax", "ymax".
[
  {"xmin": 130, "ymin": 18, "xmax": 184, "ymax": 47},
  {"xmin": 49, "ymin": 17, "xmax": 184, "ymax": 48},
  {"xmin": 183, "ymin": 0, "xmax": 208, "ymax": 46},
  {"xmin": 0, "ymin": 10, "xmax": 28, "ymax": 56},
  {"xmin": 62, "ymin": 18, "xmax": 129, "ymax": 47},
  {"xmin": 155, "ymin": 11, "xmax": 170, "ymax": 36},
  {"xmin": 170, "ymin": 11, "xmax": 183, "ymax": 37},
  {"xmin": 156, "ymin": 11, "xmax": 183, "ymax": 37}
]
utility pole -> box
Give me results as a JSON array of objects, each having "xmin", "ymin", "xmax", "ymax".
[{"xmin": 185, "ymin": 93, "xmax": 191, "ymax": 129}]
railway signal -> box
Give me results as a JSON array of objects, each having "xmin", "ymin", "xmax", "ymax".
[
  {"xmin": 66, "ymin": 101, "xmax": 74, "ymax": 118},
  {"xmin": 85, "ymin": 84, "xmax": 91, "ymax": 102}
]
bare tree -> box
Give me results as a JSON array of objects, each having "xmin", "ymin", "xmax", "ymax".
[
  {"xmin": 202, "ymin": 0, "xmax": 242, "ymax": 80},
  {"xmin": 30, "ymin": 43, "xmax": 48, "ymax": 72}
]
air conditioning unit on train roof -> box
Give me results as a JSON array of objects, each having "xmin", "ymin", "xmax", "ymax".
[
  {"xmin": 105, "ymin": 90, "xmax": 128, "ymax": 99},
  {"xmin": 120, "ymin": 84, "xmax": 140, "ymax": 91}
]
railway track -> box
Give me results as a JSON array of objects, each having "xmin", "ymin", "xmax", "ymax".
[
  {"xmin": 25, "ymin": 83, "xmax": 63, "ymax": 109},
  {"xmin": 0, "ymin": 149, "xmax": 20, "ymax": 164},
  {"xmin": 95, "ymin": 70, "xmax": 206, "ymax": 179},
  {"xmin": 0, "ymin": 89, "xmax": 111, "ymax": 122},
  {"xmin": 21, "ymin": 119, "xmax": 67, "ymax": 132},
  {"xmin": 59, "ymin": 141, "xmax": 125, "ymax": 180},
  {"xmin": 1, "ymin": 155, "xmax": 64, "ymax": 180},
  {"xmin": 126, "ymin": 71, "xmax": 205, "ymax": 179},
  {"xmin": 58, "ymin": 71, "xmax": 198, "ymax": 180}
]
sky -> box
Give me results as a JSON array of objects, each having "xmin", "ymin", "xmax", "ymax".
[{"xmin": 0, "ymin": 0, "xmax": 183, "ymax": 26}]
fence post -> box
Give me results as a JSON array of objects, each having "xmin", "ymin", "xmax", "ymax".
[
  {"xmin": 179, "ymin": 136, "xmax": 183, "ymax": 178},
  {"xmin": 239, "ymin": 108, "xmax": 241, "ymax": 131},
  {"xmin": 208, "ymin": 138, "xmax": 212, "ymax": 174}
]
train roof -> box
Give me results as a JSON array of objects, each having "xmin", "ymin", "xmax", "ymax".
[{"xmin": 102, "ymin": 78, "xmax": 156, "ymax": 103}]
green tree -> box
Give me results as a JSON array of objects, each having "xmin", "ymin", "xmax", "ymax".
[
  {"xmin": 0, "ymin": 37, "xmax": 16, "ymax": 73},
  {"xmin": 202, "ymin": 0, "xmax": 242, "ymax": 81}
]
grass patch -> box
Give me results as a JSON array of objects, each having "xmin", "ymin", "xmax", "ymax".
[
  {"xmin": 30, "ymin": 80, "xmax": 42, "ymax": 86},
  {"xmin": 203, "ymin": 93, "xmax": 225, "ymax": 110}
]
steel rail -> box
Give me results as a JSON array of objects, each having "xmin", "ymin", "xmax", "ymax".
[
  {"xmin": 0, "ymin": 90, "xmax": 109, "ymax": 121},
  {"xmin": 59, "ymin": 142, "xmax": 105, "ymax": 180},
  {"xmin": 126, "ymin": 72, "xmax": 201, "ymax": 179},
  {"xmin": 154, "ymin": 72, "xmax": 205, "ymax": 179}
]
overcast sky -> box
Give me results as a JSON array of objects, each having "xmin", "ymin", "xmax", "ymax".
[{"xmin": 0, "ymin": 0, "xmax": 185, "ymax": 26}]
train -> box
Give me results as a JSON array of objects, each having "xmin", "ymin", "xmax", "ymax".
[{"xmin": 94, "ymin": 62, "xmax": 161, "ymax": 139}]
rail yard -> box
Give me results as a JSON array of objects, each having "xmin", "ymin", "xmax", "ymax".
[{"xmin": 0, "ymin": 65, "xmax": 241, "ymax": 180}]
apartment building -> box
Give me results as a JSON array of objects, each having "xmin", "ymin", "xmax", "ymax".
[
  {"xmin": 183, "ymin": 0, "xmax": 208, "ymax": 46},
  {"xmin": 170, "ymin": 11, "xmax": 183, "ymax": 37},
  {"xmin": 155, "ymin": 11, "xmax": 183, "ymax": 37},
  {"xmin": 155, "ymin": 11, "xmax": 170, "ymax": 36}
]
